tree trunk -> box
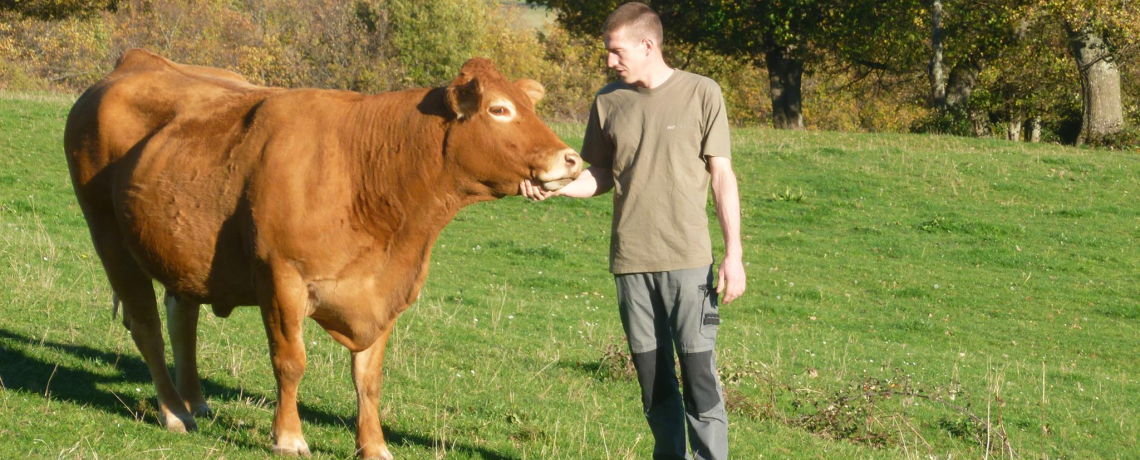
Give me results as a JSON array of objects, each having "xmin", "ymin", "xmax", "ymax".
[
  {"xmin": 1007, "ymin": 112, "xmax": 1023, "ymax": 142},
  {"xmin": 765, "ymin": 44, "xmax": 805, "ymax": 130},
  {"xmin": 929, "ymin": 0, "xmax": 947, "ymax": 110},
  {"xmin": 1029, "ymin": 115, "xmax": 1042, "ymax": 142},
  {"xmin": 945, "ymin": 60, "xmax": 982, "ymax": 109},
  {"xmin": 1067, "ymin": 26, "xmax": 1124, "ymax": 145},
  {"xmin": 970, "ymin": 108, "xmax": 988, "ymax": 137}
]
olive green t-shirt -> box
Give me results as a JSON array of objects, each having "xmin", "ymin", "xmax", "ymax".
[{"xmin": 581, "ymin": 70, "xmax": 732, "ymax": 274}]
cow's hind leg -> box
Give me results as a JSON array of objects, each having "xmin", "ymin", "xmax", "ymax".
[
  {"xmin": 92, "ymin": 228, "xmax": 196, "ymax": 432},
  {"xmin": 165, "ymin": 292, "xmax": 212, "ymax": 416},
  {"xmin": 256, "ymin": 263, "xmax": 311, "ymax": 456},
  {"xmin": 352, "ymin": 324, "xmax": 395, "ymax": 460}
]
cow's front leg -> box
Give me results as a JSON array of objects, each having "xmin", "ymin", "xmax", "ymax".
[
  {"xmin": 165, "ymin": 293, "xmax": 212, "ymax": 416},
  {"xmin": 257, "ymin": 266, "xmax": 311, "ymax": 457},
  {"xmin": 352, "ymin": 324, "xmax": 395, "ymax": 460}
]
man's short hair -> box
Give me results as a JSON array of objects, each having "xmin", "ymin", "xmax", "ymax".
[{"xmin": 602, "ymin": 2, "xmax": 664, "ymax": 46}]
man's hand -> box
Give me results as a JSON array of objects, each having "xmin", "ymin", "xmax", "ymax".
[
  {"xmin": 521, "ymin": 166, "xmax": 615, "ymax": 200},
  {"xmin": 519, "ymin": 179, "xmax": 559, "ymax": 201},
  {"xmin": 717, "ymin": 256, "xmax": 746, "ymax": 304},
  {"xmin": 708, "ymin": 156, "xmax": 745, "ymax": 304}
]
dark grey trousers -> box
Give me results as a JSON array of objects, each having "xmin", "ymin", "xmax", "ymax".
[{"xmin": 615, "ymin": 265, "xmax": 728, "ymax": 460}]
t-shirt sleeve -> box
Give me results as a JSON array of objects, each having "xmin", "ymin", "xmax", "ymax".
[
  {"xmin": 580, "ymin": 98, "xmax": 614, "ymax": 168},
  {"xmin": 701, "ymin": 82, "xmax": 731, "ymax": 160}
]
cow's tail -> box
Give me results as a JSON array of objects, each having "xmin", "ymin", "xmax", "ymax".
[{"xmin": 111, "ymin": 293, "xmax": 130, "ymax": 330}]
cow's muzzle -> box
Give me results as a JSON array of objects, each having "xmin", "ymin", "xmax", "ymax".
[{"xmin": 537, "ymin": 149, "xmax": 583, "ymax": 191}]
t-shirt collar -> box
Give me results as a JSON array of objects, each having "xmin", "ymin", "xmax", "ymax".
[{"xmin": 634, "ymin": 68, "xmax": 680, "ymax": 94}]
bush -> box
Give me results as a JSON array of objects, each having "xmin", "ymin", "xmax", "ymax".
[
  {"xmin": 0, "ymin": 57, "xmax": 50, "ymax": 92},
  {"xmin": 1041, "ymin": 101, "xmax": 1083, "ymax": 144},
  {"xmin": 911, "ymin": 105, "xmax": 976, "ymax": 137},
  {"xmin": 101, "ymin": 0, "xmax": 399, "ymax": 93},
  {"xmin": 1083, "ymin": 125, "xmax": 1140, "ymax": 151},
  {"xmin": 0, "ymin": 11, "xmax": 112, "ymax": 91},
  {"xmin": 387, "ymin": 0, "xmax": 498, "ymax": 88},
  {"xmin": 534, "ymin": 25, "xmax": 608, "ymax": 121},
  {"xmin": 806, "ymin": 67, "xmax": 928, "ymax": 133},
  {"xmin": 0, "ymin": 0, "xmax": 113, "ymax": 20},
  {"xmin": 0, "ymin": 0, "xmax": 602, "ymax": 121}
]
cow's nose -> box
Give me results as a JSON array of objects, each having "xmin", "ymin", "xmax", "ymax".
[{"xmin": 565, "ymin": 151, "xmax": 582, "ymax": 173}]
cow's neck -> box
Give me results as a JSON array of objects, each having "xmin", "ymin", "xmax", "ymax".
[
  {"xmin": 344, "ymin": 88, "xmax": 470, "ymax": 245},
  {"xmin": 333, "ymin": 89, "xmax": 489, "ymax": 322}
]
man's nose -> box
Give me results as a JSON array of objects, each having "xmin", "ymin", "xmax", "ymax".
[{"xmin": 607, "ymin": 53, "xmax": 618, "ymax": 68}]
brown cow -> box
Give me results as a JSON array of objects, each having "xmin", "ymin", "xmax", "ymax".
[{"xmin": 63, "ymin": 49, "xmax": 581, "ymax": 459}]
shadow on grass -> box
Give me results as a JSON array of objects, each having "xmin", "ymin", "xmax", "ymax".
[
  {"xmin": 557, "ymin": 360, "xmax": 619, "ymax": 382},
  {"xmin": 0, "ymin": 327, "xmax": 516, "ymax": 460}
]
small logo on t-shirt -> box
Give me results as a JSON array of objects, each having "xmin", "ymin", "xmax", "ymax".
[{"xmin": 667, "ymin": 125, "xmax": 677, "ymax": 130}]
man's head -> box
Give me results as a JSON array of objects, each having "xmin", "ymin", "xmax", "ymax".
[{"xmin": 602, "ymin": 2, "xmax": 665, "ymax": 87}]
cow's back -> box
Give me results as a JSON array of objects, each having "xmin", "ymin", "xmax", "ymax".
[
  {"xmin": 64, "ymin": 49, "xmax": 281, "ymax": 303},
  {"xmin": 65, "ymin": 49, "xmax": 270, "ymax": 198}
]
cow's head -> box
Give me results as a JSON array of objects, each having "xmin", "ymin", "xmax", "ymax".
[{"xmin": 442, "ymin": 58, "xmax": 582, "ymax": 197}]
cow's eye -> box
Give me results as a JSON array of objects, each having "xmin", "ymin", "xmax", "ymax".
[{"xmin": 489, "ymin": 106, "xmax": 511, "ymax": 117}]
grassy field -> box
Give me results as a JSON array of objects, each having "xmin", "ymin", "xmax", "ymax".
[{"xmin": 1, "ymin": 92, "xmax": 1138, "ymax": 459}]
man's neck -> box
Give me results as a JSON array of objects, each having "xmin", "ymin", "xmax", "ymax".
[{"xmin": 637, "ymin": 61, "xmax": 675, "ymax": 89}]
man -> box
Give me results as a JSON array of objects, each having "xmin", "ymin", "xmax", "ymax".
[{"xmin": 520, "ymin": 2, "xmax": 744, "ymax": 459}]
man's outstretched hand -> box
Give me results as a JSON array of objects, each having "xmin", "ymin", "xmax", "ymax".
[{"xmin": 519, "ymin": 180, "xmax": 558, "ymax": 201}]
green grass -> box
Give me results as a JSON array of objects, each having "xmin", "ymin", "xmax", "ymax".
[{"xmin": 2, "ymin": 92, "xmax": 1139, "ymax": 459}]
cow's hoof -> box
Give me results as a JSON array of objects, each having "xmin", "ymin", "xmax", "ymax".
[
  {"xmin": 162, "ymin": 412, "xmax": 197, "ymax": 433},
  {"xmin": 271, "ymin": 439, "xmax": 311, "ymax": 457},
  {"xmin": 359, "ymin": 444, "xmax": 393, "ymax": 460},
  {"xmin": 190, "ymin": 403, "xmax": 213, "ymax": 417}
]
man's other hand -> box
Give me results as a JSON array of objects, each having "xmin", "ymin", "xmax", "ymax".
[{"xmin": 717, "ymin": 256, "xmax": 746, "ymax": 304}]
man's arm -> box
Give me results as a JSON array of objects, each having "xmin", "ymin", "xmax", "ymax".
[
  {"xmin": 520, "ymin": 165, "xmax": 614, "ymax": 200},
  {"xmin": 709, "ymin": 156, "xmax": 746, "ymax": 303}
]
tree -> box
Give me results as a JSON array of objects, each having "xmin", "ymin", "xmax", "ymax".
[
  {"xmin": 930, "ymin": 0, "xmax": 946, "ymax": 109},
  {"xmin": 711, "ymin": 1, "xmax": 826, "ymax": 130},
  {"xmin": 531, "ymin": 0, "xmax": 830, "ymax": 130},
  {"xmin": 836, "ymin": 0, "xmax": 1030, "ymax": 127},
  {"xmin": 970, "ymin": 14, "xmax": 1076, "ymax": 142},
  {"xmin": 1040, "ymin": 0, "xmax": 1139, "ymax": 144}
]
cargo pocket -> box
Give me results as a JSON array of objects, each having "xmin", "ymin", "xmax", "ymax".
[{"xmin": 698, "ymin": 283, "xmax": 720, "ymax": 340}]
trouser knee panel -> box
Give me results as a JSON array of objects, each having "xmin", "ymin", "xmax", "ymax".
[
  {"xmin": 679, "ymin": 350, "xmax": 721, "ymax": 414},
  {"xmin": 632, "ymin": 349, "xmax": 680, "ymax": 412}
]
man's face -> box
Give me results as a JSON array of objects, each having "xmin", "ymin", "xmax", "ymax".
[{"xmin": 604, "ymin": 26, "xmax": 650, "ymax": 86}]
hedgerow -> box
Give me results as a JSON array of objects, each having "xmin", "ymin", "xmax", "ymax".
[{"xmin": 0, "ymin": 0, "xmax": 1043, "ymax": 131}]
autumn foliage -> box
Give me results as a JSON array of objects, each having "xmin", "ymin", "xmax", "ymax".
[{"xmin": 1, "ymin": 0, "xmax": 1136, "ymax": 141}]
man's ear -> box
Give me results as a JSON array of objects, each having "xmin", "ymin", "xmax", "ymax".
[
  {"xmin": 515, "ymin": 79, "xmax": 546, "ymax": 106},
  {"xmin": 447, "ymin": 74, "xmax": 482, "ymax": 119}
]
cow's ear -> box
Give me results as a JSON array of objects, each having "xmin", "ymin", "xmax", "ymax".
[
  {"xmin": 515, "ymin": 79, "xmax": 545, "ymax": 105},
  {"xmin": 449, "ymin": 58, "xmax": 498, "ymax": 119},
  {"xmin": 447, "ymin": 74, "xmax": 483, "ymax": 119}
]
